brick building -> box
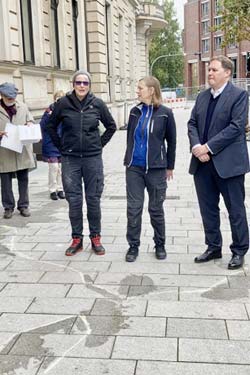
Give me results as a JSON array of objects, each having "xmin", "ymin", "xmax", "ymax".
[
  {"xmin": 0, "ymin": 0, "xmax": 166, "ymax": 126},
  {"xmin": 184, "ymin": 0, "xmax": 250, "ymax": 90}
]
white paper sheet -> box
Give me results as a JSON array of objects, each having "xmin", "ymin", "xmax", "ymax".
[{"xmin": 0, "ymin": 123, "xmax": 23, "ymax": 153}]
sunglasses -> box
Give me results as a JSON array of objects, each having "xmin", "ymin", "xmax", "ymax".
[{"xmin": 74, "ymin": 81, "xmax": 89, "ymax": 87}]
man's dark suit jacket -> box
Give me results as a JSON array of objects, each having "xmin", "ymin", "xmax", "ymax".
[{"xmin": 188, "ymin": 81, "xmax": 250, "ymax": 178}]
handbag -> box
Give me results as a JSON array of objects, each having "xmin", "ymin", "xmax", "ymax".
[{"xmin": 18, "ymin": 124, "xmax": 42, "ymax": 145}]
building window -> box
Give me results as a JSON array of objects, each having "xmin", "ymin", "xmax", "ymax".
[
  {"xmin": 202, "ymin": 20, "xmax": 209, "ymax": 34},
  {"xmin": 72, "ymin": 0, "xmax": 79, "ymax": 69},
  {"xmin": 51, "ymin": 0, "xmax": 60, "ymax": 67},
  {"xmin": 214, "ymin": 0, "xmax": 222, "ymax": 15},
  {"xmin": 228, "ymin": 40, "xmax": 237, "ymax": 49},
  {"xmin": 202, "ymin": 38, "xmax": 210, "ymax": 53},
  {"xmin": 214, "ymin": 35, "xmax": 223, "ymax": 50},
  {"xmin": 20, "ymin": 0, "xmax": 34, "ymax": 63},
  {"xmin": 214, "ymin": 16, "xmax": 222, "ymax": 27},
  {"xmin": 201, "ymin": 2, "xmax": 209, "ymax": 17}
]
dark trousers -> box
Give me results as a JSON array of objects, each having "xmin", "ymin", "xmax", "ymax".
[
  {"xmin": 194, "ymin": 160, "xmax": 249, "ymax": 256},
  {"xmin": 0, "ymin": 169, "xmax": 29, "ymax": 210},
  {"xmin": 61, "ymin": 155, "xmax": 104, "ymax": 239},
  {"xmin": 126, "ymin": 166, "xmax": 167, "ymax": 248}
]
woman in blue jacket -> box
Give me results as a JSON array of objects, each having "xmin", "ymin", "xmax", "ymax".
[
  {"xmin": 124, "ymin": 76, "xmax": 177, "ymax": 262},
  {"xmin": 40, "ymin": 90, "xmax": 65, "ymax": 200}
]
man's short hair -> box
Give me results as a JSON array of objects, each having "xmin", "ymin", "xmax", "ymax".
[{"xmin": 210, "ymin": 56, "xmax": 234, "ymax": 74}]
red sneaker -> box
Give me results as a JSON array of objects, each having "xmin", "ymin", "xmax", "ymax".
[
  {"xmin": 65, "ymin": 238, "xmax": 83, "ymax": 256},
  {"xmin": 90, "ymin": 235, "xmax": 105, "ymax": 255}
]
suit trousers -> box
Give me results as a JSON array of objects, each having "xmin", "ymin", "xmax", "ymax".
[
  {"xmin": 61, "ymin": 155, "xmax": 104, "ymax": 239},
  {"xmin": 194, "ymin": 160, "xmax": 249, "ymax": 256},
  {"xmin": 126, "ymin": 166, "xmax": 167, "ymax": 248},
  {"xmin": 0, "ymin": 169, "xmax": 29, "ymax": 210}
]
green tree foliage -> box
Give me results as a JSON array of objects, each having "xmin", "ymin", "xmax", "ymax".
[
  {"xmin": 149, "ymin": 0, "xmax": 184, "ymax": 88},
  {"xmin": 215, "ymin": 0, "xmax": 250, "ymax": 46}
]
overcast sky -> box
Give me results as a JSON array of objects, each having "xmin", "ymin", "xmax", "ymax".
[{"xmin": 173, "ymin": 0, "xmax": 186, "ymax": 29}]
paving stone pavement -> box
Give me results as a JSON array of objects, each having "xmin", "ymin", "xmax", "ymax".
[{"xmin": 0, "ymin": 107, "xmax": 250, "ymax": 374}]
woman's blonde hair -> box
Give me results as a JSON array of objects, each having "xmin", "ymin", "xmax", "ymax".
[
  {"xmin": 139, "ymin": 76, "xmax": 162, "ymax": 107},
  {"xmin": 54, "ymin": 90, "xmax": 65, "ymax": 101}
]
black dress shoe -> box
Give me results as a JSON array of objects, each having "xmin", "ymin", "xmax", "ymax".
[
  {"xmin": 50, "ymin": 192, "xmax": 58, "ymax": 200},
  {"xmin": 155, "ymin": 245, "xmax": 167, "ymax": 260},
  {"xmin": 126, "ymin": 246, "xmax": 138, "ymax": 262},
  {"xmin": 228, "ymin": 254, "xmax": 244, "ymax": 270},
  {"xmin": 3, "ymin": 209, "xmax": 13, "ymax": 219},
  {"xmin": 19, "ymin": 208, "xmax": 31, "ymax": 217},
  {"xmin": 57, "ymin": 191, "xmax": 65, "ymax": 199},
  {"xmin": 194, "ymin": 249, "xmax": 222, "ymax": 263}
]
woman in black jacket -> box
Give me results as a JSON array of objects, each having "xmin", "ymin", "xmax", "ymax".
[
  {"xmin": 47, "ymin": 69, "xmax": 116, "ymax": 256},
  {"xmin": 124, "ymin": 76, "xmax": 176, "ymax": 262}
]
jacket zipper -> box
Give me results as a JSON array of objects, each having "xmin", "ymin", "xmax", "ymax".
[
  {"xmin": 145, "ymin": 105, "xmax": 153, "ymax": 173},
  {"xmin": 150, "ymin": 119, "xmax": 154, "ymax": 133},
  {"xmin": 80, "ymin": 110, "xmax": 83, "ymax": 157}
]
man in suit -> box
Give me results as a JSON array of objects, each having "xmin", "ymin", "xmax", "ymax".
[{"xmin": 188, "ymin": 56, "xmax": 249, "ymax": 269}]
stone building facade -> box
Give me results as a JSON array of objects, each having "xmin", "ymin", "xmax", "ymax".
[{"xmin": 0, "ymin": 0, "xmax": 166, "ymax": 126}]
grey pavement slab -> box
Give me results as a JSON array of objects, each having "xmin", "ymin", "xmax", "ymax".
[
  {"xmin": 89, "ymin": 252, "xmax": 182, "ymax": 262},
  {"xmin": 108, "ymin": 261, "xmax": 179, "ymax": 274},
  {"xmin": 67, "ymin": 284, "xmax": 129, "ymax": 299},
  {"xmin": 149, "ymin": 244, "xmax": 188, "ymax": 253},
  {"xmin": 112, "ymin": 336, "xmax": 177, "ymax": 360},
  {"xmin": 37, "ymin": 358, "xmax": 136, "ymax": 375},
  {"xmin": 181, "ymin": 263, "xmax": 245, "ymax": 276},
  {"xmin": 39, "ymin": 271, "xmax": 97, "ymax": 284},
  {"xmin": 228, "ymin": 276, "xmax": 250, "ymax": 288},
  {"xmin": 0, "ymin": 313, "xmax": 75, "ymax": 334},
  {"xmin": 0, "ymin": 241, "xmax": 36, "ymax": 251},
  {"xmin": 32, "ymin": 242, "xmax": 73, "ymax": 251},
  {"xmin": 10, "ymin": 333, "xmax": 115, "ymax": 358},
  {"xmin": 91, "ymin": 298, "xmax": 147, "ymax": 316},
  {"xmin": 0, "ymin": 259, "xmax": 13, "ymax": 270},
  {"xmin": 94, "ymin": 243, "xmax": 149, "ymax": 253},
  {"xmin": 0, "ymin": 296, "xmax": 33, "ymax": 313},
  {"xmin": 94, "ymin": 272, "xmax": 142, "ymax": 285},
  {"xmin": 0, "ymin": 355, "xmax": 43, "ymax": 375},
  {"xmin": 246, "ymin": 303, "xmax": 250, "ymax": 317},
  {"xmin": 0, "ymin": 332, "xmax": 20, "ymax": 354},
  {"xmin": 0, "ymin": 271, "xmax": 44, "ymax": 283},
  {"xmin": 165, "ymin": 253, "xmax": 198, "ymax": 263},
  {"xmin": 20, "ymin": 235, "xmax": 71, "ymax": 243},
  {"xmin": 127, "ymin": 286, "xmax": 178, "ymax": 300},
  {"xmin": 6, "ymin": 260, "xmax": 69, "ymax": 272},
  {"xmin": 0, "ymin": 283, "xmax": 71, "ymax": 298},
  {"xmin": 142, "ymin": 274, "xmax": 229, "ymax": 288},
  {"xmin": 67, "ymin": 261, "xmax": 111, "ymax": 272},
  {"xmin": 0, "ymin": 226, "xmax": 40, "ymax": 236},
  {"xmin": 227, "ymin": 320, "xmax": 250, "ymax": 340},
  {"xmin": 4, "ymin": 252, "xmax": 45, "ymax": 260},
  {"xmin": 27, "ymin": 297, "xmax": 95, "ymax": 315},
  {"xmin": 146, "ymin": 301, "xmax": 248, "ymax": 319},
  {"xmin": 0, "ymin": 283, "xmax": 6, "ymax": 291},
  {"xmin": 40, "ymin": 251, "xmax": 90, "ymax": 261},
  {"xmin": 179, "ymin": 287, "xmax": 250, "ymax": 303},
  {"xmin": 136, "ymin": 361, "xmax": 250, "ymax": 375},
  {"xmin": 71, "ymin": 316, "xmax": 166, "ymax": 337},
  {"xmin": 167, "ymin": 318, "xmax": 228, "ymax": 339},
  {"xmin": 179, "ymin": 338, "xmax": 250, "ymax": 364}
]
